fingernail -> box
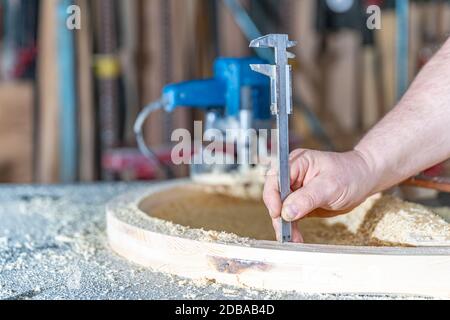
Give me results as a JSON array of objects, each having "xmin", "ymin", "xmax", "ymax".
[{"xmin": 282, "ymin": 204, "xmax": 298, "ymax": 221}]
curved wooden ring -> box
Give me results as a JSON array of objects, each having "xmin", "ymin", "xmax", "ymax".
[{"xmin": 106, "ymin": 180, "xmax": 450, "ymax": 298}]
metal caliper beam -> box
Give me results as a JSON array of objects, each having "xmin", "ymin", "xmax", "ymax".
[{"xmin": 250, "ymin": 34, "xmax": 296, "ymax": 243}]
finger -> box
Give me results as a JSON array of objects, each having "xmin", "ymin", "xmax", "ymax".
[
  {"xmin": 263, "ymin": 169, "xmax": 282, "ymax": 219},
  {"xmin": 271, "ymin": 218, "xmax": 281, "ymax": 242},
  {"xmin": 281, "ymin": 178, "xmax": 332, "ymax": 222},
  {"xmin": 291, "ymin": 221, "xmax": 304, "ymax": 243},
  {"xmin": 272, "ymin": 218, "xmax": 304, "ymax": 243},
  {"xmin": 289, "ymin": 149, "xmax": 307, "ymax": 163},
  {"xmin": 289, "ymin": 150, "xmax": 310, "ymax": 191}
]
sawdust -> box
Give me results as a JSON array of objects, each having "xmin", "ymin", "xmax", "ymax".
[
  {"xmin": 139, "ymin": 184, "xmax": 450, "ymax": 247},
  {"xmin": 432, "ymin": 207, "xmax": 450, "ymax": 223},
  {"xmin": 192, "ymin": 166, "xmax": 266, "ymax": 200},
  {"xmin": 111, "ymin": 181, "xmax": 253, "ymax": 246},
  {"xmin": 370, "ymin": 198, "xmax": 450, "ymax": 246},
  {"xmin": 1, "ymin": 184, "xmax": 435, "ymax": 300}
]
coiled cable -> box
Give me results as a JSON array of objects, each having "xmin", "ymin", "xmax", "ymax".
[{"xmin": 134, "ymin": 100, "xmax": 175, "ymax": 179}]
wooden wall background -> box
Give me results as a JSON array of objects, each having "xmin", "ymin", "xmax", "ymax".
[{"xmin": 1, "ymin": 0, "xmax": 450, "ymax": 183}]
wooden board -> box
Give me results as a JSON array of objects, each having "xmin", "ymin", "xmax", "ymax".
[
  {"xmin": 217, "ymin": 0, "xmax": 250, "ymax": 57},
  {"xmin": 139, "ymin": 0, "xmax": 165, "ymax": 148},
  {"xmin": 361, "ymin": 46, "xmax": 380, "ymax": 131},
  {"xmin": 139, "ymin": 0, "xmax": 193, "ymax": 167},
  {"xmin": 76, "ymin": 0, "xmax": 96, "ymax": 181},
  {"xmin": 36, "ymin": 0, "xmax": 60, "ymax": 183},
  {"xmin": 290, "ymin": 0, "xmax": 320, "ymax": 114},
  {"xmin": 106, "ymin": 181, "xmax": 450, "ymax": 298},
  {"xmin": 167, "ymin": 0, "xmax": 195, "ymax": 178},
  {"xmin": 0, "ymin": 82, "xmax": 33, "ymax": 183},
  {"xmin": 323, "ymin": 31, "xmax": 361, "ymax": 135},
  {"xmin": 409, "ymin": 2, "xmax": 422, "ymax": 82},
  {"xmin": 119, "ymin": 0, "xmax": 140, "ymax": 146},
  {"xmin": 375, "ymin": 10, "xmax": 396, "ymax": 113}
]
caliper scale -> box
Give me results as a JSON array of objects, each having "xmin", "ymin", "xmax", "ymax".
[{"xmin": 250, "ymin": 34, "xmax": 296, "ymax": 243}]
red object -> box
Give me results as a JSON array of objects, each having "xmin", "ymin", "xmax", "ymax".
[
  {"xmin": 365, "ymin": 0, "xmax": 384, "ymax": 7},
  {"xmin": 424, "ymin": 163, "xmax": 445, "ymax": 177},
  {"xmin": 13, "ymin": 45, "xmax": 37, "ymax": 78},
  {"xmin": 103, "ymin": 132, "xmax": 302, "ymax": 180},
  {"xmin": 102, "ymin": 148, "xmax": 173, "ymax": 180}
]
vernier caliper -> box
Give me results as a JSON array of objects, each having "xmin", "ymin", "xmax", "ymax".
[{"xmin": 249, "ymin": 34, "xmax": 296, "ymax": 243}]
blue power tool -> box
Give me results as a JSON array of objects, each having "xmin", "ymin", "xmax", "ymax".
[{"xmin": 135, "ymin": 57, "xmax": 271, "ymax": 178}]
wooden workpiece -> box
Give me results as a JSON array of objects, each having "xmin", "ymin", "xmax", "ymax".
[{"xmin": 107, "ymin": 180, "xmax": 450, "ymax": 298}]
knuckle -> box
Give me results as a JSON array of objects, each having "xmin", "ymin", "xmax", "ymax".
[
  {"xmin": 289, "ymin": 149, "xmax": 308, "ymax": 163},
  {"xmin": 263, "ymin": 185, "xmax": 277, "ymax": 207},
  {"xmin": 287, "ymin": 192, "xmax": 316, "ymax": 212},
  {"xmin": 262, "ymin": 189, "xmax": 271, "ymax": 204},
  {"xmin": 329, "ymin": 188, "xmax": 350, "ymax": 210},
  {"xmin": 302, "ymin": 193, "xmax": 317, "ymax": 210},
  {"xmin": 289, "ymin": 149, "xmax": 303, "ymax": 158},
  {"xmin": 320, "ymin": 176, "xmax": 348, "ymax": 209},
  {"xmin": 262, "ymin": 185, "xmax": 271, "ymax": 202},
  {"xmin": 266, "ymin": 167, "xmax": 278, "ymax": 177},
  {"xmin": 325, "ymin": 179, "xmax": 341, "ymax": 196}
]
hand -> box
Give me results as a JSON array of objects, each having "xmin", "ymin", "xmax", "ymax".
[{"xmin": 263, "ymin": 149, "xmax": 375, "ymax": 243}]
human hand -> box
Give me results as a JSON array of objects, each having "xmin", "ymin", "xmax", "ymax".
[{"xmin": 263, "ymin": 149, "xmax": 375, "ymax": 243}]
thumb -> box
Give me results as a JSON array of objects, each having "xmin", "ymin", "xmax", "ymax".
[{"xmin": 281, "ymin": 178, "xmax": 333, "ymax": 222}]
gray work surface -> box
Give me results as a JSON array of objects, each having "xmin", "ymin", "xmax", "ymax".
[{"xmin": 0, "ymin": 183, "xmax": 425, "ymax": 300}]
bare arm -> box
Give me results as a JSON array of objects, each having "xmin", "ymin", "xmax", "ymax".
[
  {"xmin": 356, "ymin": 38, "xmax": 450, "ymax": 194},
  {"xmin": 263, "ymin": 38, "xmax": 450, "ymax": 242}
]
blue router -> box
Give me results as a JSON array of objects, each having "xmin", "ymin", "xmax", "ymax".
[
  {"xmin": 162, "ymin": 57, "xmax": 271, "ymax": 126},
  {"xmin": 135, "ymin": 57, "xmax": 272, "ymax": 177}
]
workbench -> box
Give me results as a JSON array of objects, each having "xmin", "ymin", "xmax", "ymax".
[{"xmin": 0, "ymin": 183, "xmax": 432, "ymax": 300}]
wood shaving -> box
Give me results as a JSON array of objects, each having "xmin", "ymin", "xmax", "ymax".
[{"xmin": 139, "ymin": 183, "xmax": 450, "ymax": 247}]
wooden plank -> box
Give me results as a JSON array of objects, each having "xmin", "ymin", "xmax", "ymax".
[
  {"xmin": 120, "ymin": 0, "xmax": 140, "ymax": 146},
  {"xmin": 361, "ymin": 46, "xmax": 380, "ymax": 131},
  {"xmin": 422, "ymin": 1, "xmax": 439, "ymax": 41},
  {"xmin": 323, "ymin": 31, "xmax": 361, "ymax": 134},
  {"xmin": 167, "ymin": 0, "xmax": 194, "ymax": 178},
  {"xmin": 106, "ymin": 181, "xmax": 450, "ymax": 298},
  {"xmin": 289, "ymin": 0, "xmax": 325, "ymax": 145},
  {"xmin": 409, "ymin": 2, "xmax": 422, "ymax": 82},
  {"xmin": 192, "ymin": 0, "xmax": 216, "ymax": 78},
  {"xmin": 217, "ymin": 0, "xmax": 249, "ymax": 57},
  {"xmin": 403, "ymin": 176, "xmax": 450, "ymax": 194},
  {"xmin": 76, "ymin": 0, "xmax": 96, "ymax": 181},
  {"xmin": 290, "ymin": 0, "xmax": 320, "ymax": 115},
  {"xmin": 36, "ymin": 0, "xmax": 59, "ymax": 183},
  {"xmin": 139, "ymin": 0, "xmax": 198, "ymax": 178},
  {"xmin": 375, "ymin": 9, "xmax": 396, "ymax": 113},
  {"xmin": 438, "ymin": 1, "xmax": 450, "ymax": 40},
  {"xmin": 0, "ymin": 82, "xmax": 33, "ymax": 183},
  {"xmin": 140, "ymin": 0, "xmax": 165, "ymax": 148}
]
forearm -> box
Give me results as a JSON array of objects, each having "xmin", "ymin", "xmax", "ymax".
[{"xmin": 355, "ymin": 38, "xmax": 450, "ymax": 194}]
